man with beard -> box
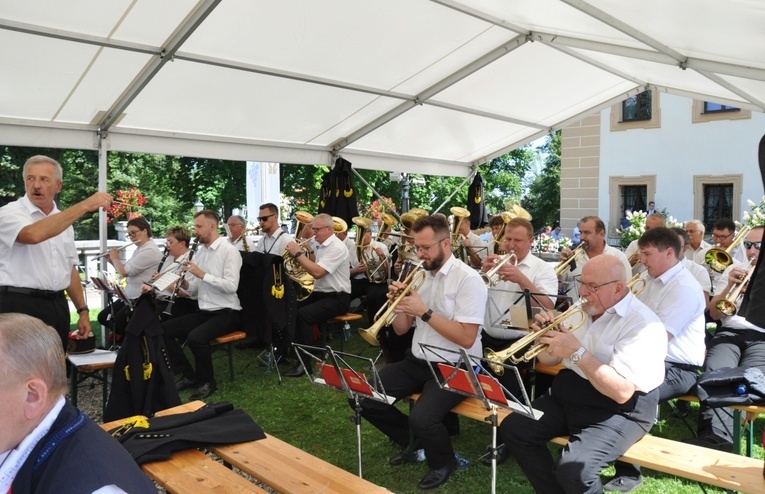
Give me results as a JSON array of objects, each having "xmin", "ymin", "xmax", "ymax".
[
  {"xmin": 352, "ymin": 215, "xmax": 487, "ymax": 490},
  {"xmin": 500, "ymin": 255, "xmax": 666, "ymax": 493}
]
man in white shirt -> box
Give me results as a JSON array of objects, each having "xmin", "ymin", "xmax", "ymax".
[
  {"xmin": 500, "ymin": 255, "xmax": 666, "ymax": 493},
  {"xmin": 673, "ymin": 227, "xmax": 711, "ymax": 300},
  {"xmin": 252, "ymin": 203, "xmax": 293, "ymax": 256},
  {"xmin": 684, "ymin": 219, "xmax": 711, "ymax": 261},
  {"xmin": 694, "ymin": 218, "xmax": 748, "ymax": 295},
  {"xmin": 354, "ymin": 215, "xmax": 487, "ymax": 490},
  {"xmin": 163, "ymin": 210, "xmax": 242, "ymax": 400},
  {"xmin": 606, "ymin": 227, "xmax": 706, "ymax": 492},
  {"xmin": 623, "ymin": 213, "xmax": 666, "ymax": 274},
  {"xmin": 455, "ymin": 215, "xmax": 488, "ymax": 267},
  {"xmin": 225, "ymin": 215, "xmax": 254, "ymax": 252},
  {"xmin": 0, "ymin": 155, "xmax": 111, "ymax": 349},
  {"xmin": 0, "ymin": 313, "xmax": 155, "ymax": 493},
  {"xmin": 284, "ymin": 213, "xmax": 351, "ymax": 377}
]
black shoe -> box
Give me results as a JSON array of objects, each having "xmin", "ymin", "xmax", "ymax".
[
  {"xmin": 389, "ymin": 448, "xmax": 411, "ymax": 466},
  {"xmin": 684, "ymin": 433, "xmax": 733, "ymax": 451},
  {"xmin": 481, "ymin": 445, "xmax": 508, "ymax": 466},
  {"xmin": 189, "ymin": 381, "xmax": 217, "ymax": 400},
  {"xmin": 604, "ymin": 475, "xmax": 643, "ymax": 492},
  {"xmin": 285, "ymin": 363, "xmax": 306, "ymax": 378},
  {"xmin": 418, "ymin": 458, "xmax": 458, "ymax": 490},
  {"xmin": 176, "ymin": 377, "xmax": 199, "ymax": 391}
]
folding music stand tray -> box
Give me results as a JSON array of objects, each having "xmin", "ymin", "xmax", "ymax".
[
  {"xmin": 91, "ymin": 274, "xmax": 119, "ymax": 348},
  {"xmin": 293, "ymin": 343, "xmax": 394, "ymax": 479},
  {"xmin": 419, "ymin": 343, "xmax": 543, "ymax": 494}
]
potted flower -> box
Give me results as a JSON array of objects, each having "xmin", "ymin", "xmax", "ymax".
[{"xmin": 107, "ymin": 187, "xmax": 147, "ymax": 223}]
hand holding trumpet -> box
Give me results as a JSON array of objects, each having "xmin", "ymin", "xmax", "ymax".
[
  {"xmin": 533, "ymin": 311, "xmax": 582, "ymax": 361},
  {"xmin": 388, "ymin": 279, "xmax": 426, "ymax": 318}
]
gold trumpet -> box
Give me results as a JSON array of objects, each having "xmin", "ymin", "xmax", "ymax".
[
  {"xmin": 627, "ymin": 268, "xmax": 647, "ymax": 295},
  {"xmin": 705, "ymin": 224, "xmax": 752, "ymax": 273},
  {"xmin": 484, "ymin": 298, "xmax": 588, "ymax": 373},
  {"xmin": 481, "ymin": 252, "xmax": 518, "ymax": 287},
  {"xmin": 715, "ymin": 257, "xmax": 757, "ymax": 316},
  {"xmin": 555, "ymin": 242, "xmax": 588, "ymax": 277},
  {"xmin": 358, "ymin": 262, "xmax": 426, "ymax": 346}
]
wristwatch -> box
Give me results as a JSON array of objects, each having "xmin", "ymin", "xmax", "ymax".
[
  {"xmin": 421, "ymin": 308, "xmax": 433, "ymax": 322},
  {"xmin": 569, "ymin": 346, "xmax": 586, "ymax": 364},
  {"xmin": 76, "ymin": 306, "xmax": 89, "ymax": 314}
]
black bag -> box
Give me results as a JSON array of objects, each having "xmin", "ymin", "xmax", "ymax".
[{"xmin": 696, "ymin": 366, "xmax": 765, "ymax": 407}]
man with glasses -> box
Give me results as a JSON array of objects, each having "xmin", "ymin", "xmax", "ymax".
[
  {"xmin": 694, "ymin": 218, "xmax": 748, "ymax": 295},
  {"xmin": 689, "ymin": 225, "xmax": 764, "ymax": 450},
  {"xmin": 684, "ymin": 219, "xmax": 710, "ymax": 261},
  {"xmin": 252, "ymin": 203, "xmax": 293, "ymax": 255},
  {"xmin": 0, "ymin": 155, "xmax": 112, "ymax": 350},
  {"xmin": 500, "ymin": 255, "xmax": 666, "ymax": 493},
  {"xmin": 225, "ymin": 215, "xmax": 253, "ymax": 252},
  {"xmin": 353, "ymin": 215, "xmax": 487, "ymax": 490},
  {"xmin": 606, "ymin": 228, "xmax": 706, "ymax": 492},
  {"xmin": 283, "ymin": 213, "xmax": 350, "ymax": 377}
]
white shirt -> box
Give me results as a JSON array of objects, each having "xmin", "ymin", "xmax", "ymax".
[
  {"xmin": 253, "ymin": 230, "xmax": 293, "ymax": 256},
  {"xmin": 681, "ymin": 258, "xmax": 711, "ymax": 296},
  {"xmin": 483, "ymin": 253, "xmax": 558, "ymax": 340},
  {"xmin": 561, "ymin": 245, "xmax": 632, "ymax": 299},
  {"xmin": 185, "ymin": 237, "xmax": 242, "ymax": 311},
  {"xmin": 313, "ymin": 234, "xmax": 351, "ymax": 294},
  {"xmin": 461, "ymin": 231, "xmax": 488, "ymax": 263},
  {"xmin": 358, "ymin": 240, "xmax": 390, "ymax": 281},
  {"xmin": 637, "ymin": 262, "xmax": 706, "ymax": 366},
  {"xmin": 694, "ymin": 244, "xmax": 748, "ymax": 295},
  {"xmin": 685, "ymin": 239, "xmax": 711, "ymax": 261},
  {"xmin": 229, "ymin": 235, "xmax": 256, "ymax": 252},
  {"xmin": 411, "ymin": 254, "xmax": 488, "ymax": 361},
  {"xmin": 124, "ymin": 241, "xmax": 162, "ymax": 299},
  {"xmin": 565, "ymin": 292, "xmax": 666, "ymax": 392},
  {"xmin": 714, "ymin": 262, "xmax": 765, "ymax": 333},
  {"xmin": 0, "ymin": 196, "xmax": 78, "ymax": 291}
]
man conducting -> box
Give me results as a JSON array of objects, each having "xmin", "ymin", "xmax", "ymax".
[
  {"xmin": 500, "ymin": 255, "xmax": 666, "ymax": 493},
  {"xmin": 0, "ymin": 155, "xmax": 112, "ymax": 349},
  {"xmin": 353, "ymin": 215, "xmax": 487, "ymax": 490}
]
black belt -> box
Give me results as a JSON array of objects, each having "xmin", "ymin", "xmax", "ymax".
[
  {"xmin": 667, "ymin": 361, "xmax": 702, "ymax": 372},
  {"xmin": 0, "ymin": 286, "xmax": 66, "ymax": 299}
]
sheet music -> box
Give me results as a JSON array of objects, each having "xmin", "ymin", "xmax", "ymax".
[{"xmin": 151, "ymin": 271, "xmax": 180, "ymax": 292}]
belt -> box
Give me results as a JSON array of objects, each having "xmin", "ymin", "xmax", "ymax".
[{"xmin": 0, "ymin": 286, "xmax": 66, "ymax": 299}]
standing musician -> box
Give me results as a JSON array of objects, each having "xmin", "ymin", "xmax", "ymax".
[
  {"xmin": 0, "ymin": 155, "xmax": 112, "ymax": 349},
  {"xmin": 689, "ymin": 225, "xmax": 764, "ymax": 450},
  {"xmin": 606, "ymin": 227, "xmax": 706, "ymax": 491},
  {"xmin": 283, "ymin": 213, "xmax": 351, "ymax": 377},
  {"xmin": 142, "ymin": 226, "xmax": 198, "ymax": 319},
  {"xmin": 163, "ymin": 210, "xmax": 242, "ymax": 401},
  {"xmin": 354, "ymin": 215, "xmax": 487, "ymax": 490},
  {"xmin": 500, "ymin": 255, "xmax": 666, "ymax": 493},
  {"xmin": 456, "ymin": 216, "xmax": 488, "ymax": 267},
  {"xmin": 225, "ymin": 214, "xmax": 254, "ymax": 252},
  {"xmin": 480, "ymin": 217, "xmax": 557, "ymax": 398},
  {"xmin": 252, "ymin": 203, "xmax": 293, "ymax": 255},
  {"xmin": 558, "ymin": 216, "xmax": 631, "ymax": 300}
]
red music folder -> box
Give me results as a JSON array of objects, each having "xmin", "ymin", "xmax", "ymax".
[
  {"xmin": 318, "ymin": 364, "xmax": 375, "ymax": 396},
  {"xmin": 437, "ymin": 363, "xmax": 508, "ymax": 406}
]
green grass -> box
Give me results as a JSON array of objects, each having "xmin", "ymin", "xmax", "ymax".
[{"xmin": 79, "ymin": 312, "xmax": 762, "ymax": 494}]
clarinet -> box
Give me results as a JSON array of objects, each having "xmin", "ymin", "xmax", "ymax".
[
  {"xmin": 157, "ymin": 247, "xmax": 170, "ymax": 273},
  {"xmin": 163, "ymin": 239, "xmax": 198, "ymax": 316}
]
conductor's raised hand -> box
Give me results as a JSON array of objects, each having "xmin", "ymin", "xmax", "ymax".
[{"xmin": 81, "ymin": 192, "xmax": 113, "ymax": 213}]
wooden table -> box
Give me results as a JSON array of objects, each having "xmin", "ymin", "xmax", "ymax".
[{"xmin": 68, "ymin": 349, "xmax": 117, "ymax": 416}]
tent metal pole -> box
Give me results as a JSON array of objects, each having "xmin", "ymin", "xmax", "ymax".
[
  {"xmin": 97, "ymin": 130, "xmax": 109, "ymax": 347},
  {"xmin": 347, "ymin": 165, "xmax": 401, "ymax": 221},
  {"xmin": 432, "ymin": 167, "xmax": 477, "ymax": 215}
]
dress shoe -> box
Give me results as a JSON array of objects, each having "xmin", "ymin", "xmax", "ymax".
[
  {"xmin": 417, "ymin": 458, "xmax": 458, "ymax": 490},
  {"xmin": 389, "ymin": 448, "xmax": 411, "ymax": 466},
  {"xmin": 481, "ymin": 445, "xmax": 508, "ymax": 466},
  {"xmin": 189, "ymin": 381, "xmax": 217, "ymax": 400},
  {"xmin": 285, "ymin": 363, "xmax": 307, "ymax": 378},
  {"xmin": 604, "ymin": 475, "xmax": 643, "ymax": 492},
  {"xmin": 176, "ymin": 377, "xmax": 199, "ymax": 391},
  {"xmin": 684, "ymin": 433, "xmax": 733, "ymax": 451}
]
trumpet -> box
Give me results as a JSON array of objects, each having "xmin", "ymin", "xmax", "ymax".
[
  {"xmin": 93, "ymin": 241, "xmax": 138, "ymax": 261},
  {"xmin": 484, "ymin": 298, "xmax": 588, "ymax": 373},
  {"xmin": 715, "ymin": 257, "xmax": 757, "ymax": 316},
  {"xmin": 705, "ymin": 225, "xmax": 752, "ymax": 273},
  {"xmin": 481, "ymin": 252, "xmax": 518, "ymax": 287},
  {"xmin": 358, "ymin": 262, "xmax": 426, "ymax": 346},
  {"xmin": 628, "ymin": 251, "xmax": 641, "ymax": 268},
  {"xmin": 555, "ymin": 242, "xmax": 587, "ymax": 277},
  {"xmin": 626, "ymin": 267, "xmax": 647, "ymax": 295}
]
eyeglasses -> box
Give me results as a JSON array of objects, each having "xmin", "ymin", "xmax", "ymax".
[
  {"xmin": 744, "ymin": 241, "xmax": 762, "ymax": 250},
  {"xmin": 578, "ymin": 279, "xmax": 619, "ymax": 293},
  {"xmin": 257, "ymin": 214, "xmax": 276, "ymax": 222},
  {"xmin": 127, "ymin": 230, "xmax": 141, "ymax": 237},
  {"xmin": 684, "ymin": 229, "xmax": 700, "ymax": 234},
  {"xmin": 312, "ymin": 225, "xmax": 331, "ymax": 232},
  {"xmin": 712, "ymin": 232, "xmax": 734, "ymax": 240},
  {"xmin": 413, "ymin": 237, "xmax": 447, "ymax": 253}
]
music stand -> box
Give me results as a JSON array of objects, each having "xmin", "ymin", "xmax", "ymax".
[
  {"xmin": 293, "ymin": 343, "xmax": 394, "ymax": 478},
  {"xmin": 419, "ymin": 343, "xmax": 543, "ymax": 494},
  {"xmin": 90, "ymin": 273, "xmax": 119, "ymax": 348}
]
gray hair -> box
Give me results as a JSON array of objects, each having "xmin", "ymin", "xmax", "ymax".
[
  {"xmin": 313, "ymin": 213, "xmax": 333, "ymax": 228},
  {"xmin": 23, "ymin": 155, "xmax": 63, "ymax": 183},
  {"xmin": 684, "ymin": 219, "xmax": 705, "ymax": 234},
  {"xmin": 0, "ymin": 313, "xmax": 67, "ymax": 396}
]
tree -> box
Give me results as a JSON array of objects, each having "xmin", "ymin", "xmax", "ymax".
[
  {"xmin": 479, "ymin": 146, "xmax": 536, "ymax": 214},
  {"xmin": 524, "ymin": 131, "xmax": 561, "ymax": 230}
]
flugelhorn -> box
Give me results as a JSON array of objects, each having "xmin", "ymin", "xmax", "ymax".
[
  {"xmin": 484, "ymin": 298, "xmax": 588, "ymax": 372},
  {"xmin": 481, "ymin": 252, "xmax": 518, "ymax": 287},
  {"xmin": 626, "ymin": 267, "xmax": 647, "ymax": 295},
  {"xmin": 554, "ymin": 242, "xmax": 587, "ymax": 276},
  {"xmin": 705, "ymin": 224, "xmax": 752, "ymax": 273},
  {"xmin": 358, "ymin": 262, "xmax": 426, "ymax": 346},
  {"xmin": 715, "ymin": 257, "xmax": 757, "ymax": 316}
]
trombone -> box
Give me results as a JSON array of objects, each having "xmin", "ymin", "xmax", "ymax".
[
  {"xmin": 705, "ymin": 224, "xmax": 752, "ymax": 273},
  {"xmin": 715, "ymin": 257, "xmax": 757, "ymax": 316},
  {"xmin": 555, "ymin": 242, "xmax": 587, "ymax": 277},
  {"xmin": 484, "ymin": 298, "xmax": 588, "ymax": 373}
]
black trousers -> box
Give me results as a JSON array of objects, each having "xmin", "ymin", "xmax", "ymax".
[
  {"xmin": 353, "ymin": 352, "xmax": 466, "ymax": 470},
  {"xmin": 163, "ymin": 309, "xmax": 240, "ymax": 384},
  {"xmin": 501, "ymin": 370, "xmax": 657, "ymax": 494},
  {"xmin": 294, "ymin": 291, "xmax": 350, "ymax": 347},
  {"xmin": 0, "ymin": 291, "xmax": 69, "ymax": 350}
]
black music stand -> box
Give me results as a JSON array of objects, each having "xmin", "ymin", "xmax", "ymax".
[
  {"xmin": 419, "ymin": 343, "xmax": 542, "ymax": 494},
  {"xmin": 293, "ymin": 343, "xmax": 393, "ymax": 478}
]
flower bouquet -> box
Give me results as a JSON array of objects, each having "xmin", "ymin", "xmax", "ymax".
[
  {"xmin": 107, "ymin": 187, "xmax": 147, "ymax": 223},
  {"xmin": 743, "ymin": 196, "xmax": 765, "ymax": 227}
]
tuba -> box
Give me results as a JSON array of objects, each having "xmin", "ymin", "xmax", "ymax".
[
  {"xmin": 484, "ymin": 298, "xmax": 588, "ymax": 373},
  {"xmin": 282, "ymin": 211, "xmax": 315, "ymax": 301},
  {"xmin": 358, "ymin": 261, "xmax": 427, "ymax": 346},
  {"xmin": 715, "ymin": 256, "xmax": 757, "ymax": 316},
  {"xmin": 332, "ymin": 216, "xmax": 348, "ymax": 234},
  {"xmin": 705, "ymin": 225, "xmax": 752, "ymax": 273},
  {"xmin": 450, "ymin": 206, "xmax": 471, "ymax": 262},
  {"xmin": 377, "ymin": 212, "xmax": 399, "ymax": 248},
  {"xmin": 353, "ymin": 216, "xmax": 387, "ymax": 284}
]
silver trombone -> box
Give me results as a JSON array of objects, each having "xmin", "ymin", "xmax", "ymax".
[{"xmin": 92, "ymin": 241, "xmax": 137, "ymax": 261}]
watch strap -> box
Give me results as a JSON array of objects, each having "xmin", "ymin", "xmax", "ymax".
[{"xmin": 421, "ymin": 308, "xmax": 433, "ymax": 322}]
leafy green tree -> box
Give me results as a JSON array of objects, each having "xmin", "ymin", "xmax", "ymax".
[
  {"xmin": 479, "ymin": 146, "xmax": 536, "ymax": 214},
  {"xmin": 524, "ymin": 131, "xmax": 561, "ymax": 230}
]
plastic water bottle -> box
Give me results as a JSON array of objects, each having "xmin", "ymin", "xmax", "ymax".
[
  {"xmin": 454, "ymin": 452, "xmax": 470, "ymax": 470},
  {"xmin": 736, "ymin": 384, "xmax": 747, "ymax": 396},
  {"xmin": 415, "ymin": 448, "xmax": 426, "ymax": 462},
  {"xmin": 263, "ymin": 351, "xmax": 272, "ymax": 374}
]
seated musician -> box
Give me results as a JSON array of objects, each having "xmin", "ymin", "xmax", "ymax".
[
  {"xmin": 623, "ymin": 213, "xmax": 666, "ymax": 274},
  {"xmin": 226, "ymin": 214, "xmax": 254, "ymax": 252},
  {"xmin": 693, "ymin": 218, "xmax": 748, "ymax": 296},
  {"xmin": 499, "ymin": 255, "xmax": 666, "ymax": 492},
  {"xmin": 456, "ymin": 215, "xmax": 487, "ymax": 267},
  {"xmin": 252, "ymin": 203, "xmax": 293, "ymax": 255},
  {"xmin": 97, "ymin": 216, "xmax": 161, "ymax": 342},
  {"xmin": 684, "ymin": 219, "xmax": 711, "ymax": 261},
  {"xmin": 480, "ymin": 217, "xmax": 557, "ymax": 398},
  {"xmin": 353, "ymin": 215, "xmax": 487, "ymax": 490},
  {"xmin": 142, "ymin": 226, "xmax": 198, "ymax": 320}
]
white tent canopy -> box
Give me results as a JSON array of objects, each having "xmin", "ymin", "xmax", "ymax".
[{"xmin": 1, "ymin": 0, "xmax": 764, "ymax": 177}]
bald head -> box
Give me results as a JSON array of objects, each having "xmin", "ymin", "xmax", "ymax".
[{"xmin": 583, "ymin": 254, "xmax": 627, "ymax": 284}]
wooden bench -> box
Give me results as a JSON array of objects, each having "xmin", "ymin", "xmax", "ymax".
[
  {"xmin": 211, "ymin": 331, "xmax": 246, "ymax": 381},
  {"xmin": 321, "ymin": 313, "xmax": 363, "ymax": 351},
  {"xmin": 409, "ymin": 393, "xmax": 765, "ymax": 493},
  {"xmin": 68, "ymin": 349, "xmax": 118, "ymax": 418}
]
